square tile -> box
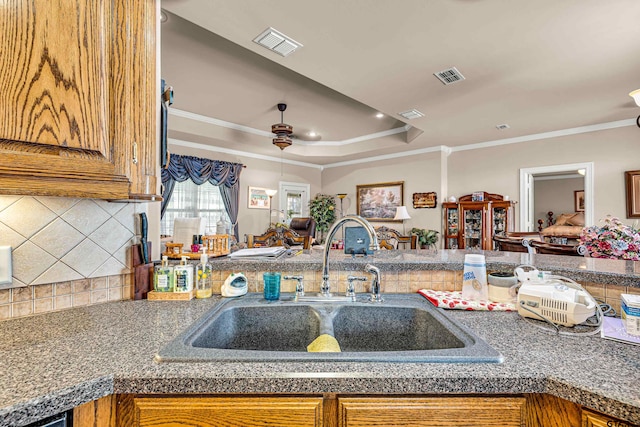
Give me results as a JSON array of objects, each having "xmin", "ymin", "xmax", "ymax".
[
  {"xmin": 33, "ymin": 262, "xmax": 83, "ymax": 286},
  {"xmin": 0, "ymin": 223, "xmax": 27, "ymax": 249},
  {"xmin": 0, "ymin": 197, "xmax": 56, "ymax": 238},
  {"xmin": 108, "ymin": 275, "xmax": 123, "ymax": 288},
  {"xmin": 34, "ymin": 284, "xmax": 53, "ymax": 299},
  {"xmin": 0, "ymin": 195, "xmax": 21, "ymax": 212},
  {"xmin": 0, "ymin": 304, "xmax": 10, "ymax": 320},
  {"xmin": 11, "ymin": 241, "xmax": 57, "ymax": 285},
  {"xmin": 61, "ymin": 239, "xmax": 110, "ymax": 277},
  {"xmin": 34, "ymin": 298, "xmax": 53, "ymax": 313},
  {"xmin": 91, "ymin": 289, "xmax": 108, "ymax": 304},
  {"xmin": 61, "ymin": 200, "xmax": 110, "ymax": 236},
  {"xmin": 89, "ymin": 218, "xmax": 134, "ymax": 255},
  {"xmin": 11, "ymin": 286, "xmax": 33, "ymax": 302},
  {"xmin": 34, "ymin": 196, "xmax": 80, "ymax": 216},
  {"xmin": 30, "ymin": 218, "xmax": 85, "ymax": 259},
  {"xmin": 0, "ymin": 289, "xmax": 10, "ymax": 305},
  {"xmin": 54, "ymin": 282, "xmax": 72, "ymax": 296},
  {"xmin": 91, "ymin": 277, "xmax": 108, "ymax": 290},
  {"xmin": 12, "ymin": 301, "xmax": 33, "ymax": 317},
  {"xmin": 55, "ymin": 294, "xmax": 72, "ymax": 310},
  {"xmin": 108, "ymin": 287, "xmax": 122, "ymax": 301},
  {"xmin": 73, "ymin": 292, "xmax": 91, "ymax": 307},
  {"xmin": 72, "ymin": 279, "xmax": 91, "ymax": 293}
]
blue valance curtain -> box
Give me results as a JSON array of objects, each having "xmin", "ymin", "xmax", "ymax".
[{"xmin": 161, "ymin": 154, "xmax": 244, "ymax": 240}]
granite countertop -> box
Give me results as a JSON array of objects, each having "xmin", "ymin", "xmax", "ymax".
[
  {"xmin": 1, "ymin": 295, "xmax": 640, "ymax": 427},
  {"xmin": 201, "ymin": 249, "xmax": 640, "ymax": 287}
]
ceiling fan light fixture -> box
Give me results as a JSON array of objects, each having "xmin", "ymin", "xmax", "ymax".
[
  {"xmin": 630, "ymin": 89, "xmax": 640, "ymax": 107},
  {"xmin": 273, "ymin": 136, "xmax": 292, "ymax": 150}
]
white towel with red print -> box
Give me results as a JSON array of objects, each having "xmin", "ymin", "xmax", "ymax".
[{"xmin": 418, "ymin": 290, "xmax": 516, "ymax": 311}]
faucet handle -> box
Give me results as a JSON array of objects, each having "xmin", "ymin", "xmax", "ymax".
[
  {"xmin": 284, "ymin": 275, "xmax": 305, "ymax": 297},
  {"xmin": 346, "ymin": 275, "xmax": 367, "ymax": 300}
]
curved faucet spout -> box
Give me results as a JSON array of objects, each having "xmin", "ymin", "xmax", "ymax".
[{"xmin": 320, "ymin": 215, "xmax": 379, "ymax": 297}]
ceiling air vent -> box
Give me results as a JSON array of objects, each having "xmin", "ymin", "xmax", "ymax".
[
  {"xmin": 253, "ymin": 27, "xmax": 303, "ymax": 57},
  {"xmin": 398, "ymin": 109, "xmax": 425, "ymax": 120},
  {"xmin": 496, "ymin": 124, "xmax": 511, "ymax": 130},
  {"xmin": 434, "ymin": 67, "xmax": 465, "ymax": 85}
]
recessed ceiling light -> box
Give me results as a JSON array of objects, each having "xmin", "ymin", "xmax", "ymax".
[
  {"xmin": 308, "ymin": 131, "xmax": 317, "ymax": 137},
  {"xmin": 398, "ymin": 109, "xmax": 425, "ymax": 120},
  {"xmin": 375, "ymin": 113, "xmax": 384, "ymax": 119},
  {"xmin": 496, "ymin": 124, "xmax": 511, "ymax": 130}
]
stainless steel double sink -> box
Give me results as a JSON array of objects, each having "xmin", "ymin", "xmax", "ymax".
[{"xmin": 156, "ymin": 293, "xmax": 503, "ymax": 363}]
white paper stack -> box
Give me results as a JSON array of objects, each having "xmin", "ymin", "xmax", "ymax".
[{"xmin": 229, "ymin": 246, "xmax": 288, "ymax": 260}]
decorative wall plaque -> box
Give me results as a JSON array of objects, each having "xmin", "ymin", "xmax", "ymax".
[{"xmin": 413, "ymin": 192, "xmax": 437, "ymax": 209}]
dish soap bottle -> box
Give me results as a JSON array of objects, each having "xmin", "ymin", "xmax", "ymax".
[
  {"xmin": 174, "ymin": 256, "xmax": 193, "ymax": 292},
  {"xmin": 154, "ymin": 256, "xmax": 174, "ymax": 292},
  {"xmin": 196, "ymin": 252, "xmax": 212, "ymax": 299}
]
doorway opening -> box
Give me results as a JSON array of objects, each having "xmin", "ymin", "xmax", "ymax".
[
  {"xmin": 278, "ymin": 182, "xmax": 310, "ymax": 224},
  {"xmin": 519, "ymin": 162, "xmax": 594, "ymax": 231}
]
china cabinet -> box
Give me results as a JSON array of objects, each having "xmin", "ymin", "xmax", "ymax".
[
  {"xmin": 0, "ymin": 0, "xmax": 159, "ymax": 200},
  {"xmin": 442, "ymin": 192, "xmax": 514, "ymax": 250}
]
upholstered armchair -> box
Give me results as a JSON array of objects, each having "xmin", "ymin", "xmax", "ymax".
[{"xmin": 289, "ymin": 217, "xmax": 317, "ymax": 241}]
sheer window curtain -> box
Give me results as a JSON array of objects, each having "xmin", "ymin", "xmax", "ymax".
[{"xmin": 161, "ymin": 154, "xmax": 244, "ymax": 241}]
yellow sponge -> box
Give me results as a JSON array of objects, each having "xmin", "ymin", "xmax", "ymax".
[{"xmin": 306, "ymin": 334, "xmax": 341, "ymax": 352}]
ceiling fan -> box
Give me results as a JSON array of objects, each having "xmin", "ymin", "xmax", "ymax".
[{"xmin": 271, "ymin": 103, "xmax": 293, "ymax": 150}]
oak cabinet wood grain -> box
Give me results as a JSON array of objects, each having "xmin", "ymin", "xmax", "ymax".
[
  {"xmin": 117, "ymin": 395, "xmax": 324, "ymax": 427},
  {"xmin": 0, "ymin": 0, "xmax": 158, "ymax": 200}
]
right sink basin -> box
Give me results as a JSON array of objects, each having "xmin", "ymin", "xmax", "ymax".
[{"xmin": 156, "ymin": 293, "xmax": 502, "ymax": 363}]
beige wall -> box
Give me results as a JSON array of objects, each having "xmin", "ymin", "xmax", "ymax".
[
  {"xmin": 447, "ymin": 125, "xmax": 640, "ymax": 228},
  {"xmin": 168, "ymin": 143, "xmax": 322, "ymax": 238},
  {"xmin": 321, "ymin": 151, "xmax": 443, "ymax": 241},
  {"xmin": 534, "ymin": 177, "xmax": 583, "ymax": 226}
]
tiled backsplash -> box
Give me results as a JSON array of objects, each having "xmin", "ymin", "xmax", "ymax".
[
  {"xmin": 0, "ymin": 273, "xmax": 131, "ymax": 320},
  {"xmin": 0, "ymin": 196, "xmax": 145, "ymax": 288}
]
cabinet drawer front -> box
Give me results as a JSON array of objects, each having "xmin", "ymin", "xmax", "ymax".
[
  {"xmin": 338, "ymin": 396, "xmax": 525, "ymax": 427},
  {"xmin": 132, "ymin": 396, "xmax": 324, "ymax": 427}
]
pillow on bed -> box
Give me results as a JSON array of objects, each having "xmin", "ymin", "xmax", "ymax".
[
  {"xmin": 554, "ymin": 213, "xmax": 575, "ymax": 226},
  {"xmin": 567, "ymin": 212, "xmax": 585, "ymax": 226}
]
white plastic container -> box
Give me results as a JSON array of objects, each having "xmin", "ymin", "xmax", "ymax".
[
  {"xmin": 462, "ymin": 254, "xmax": 488, "ymax": 301},
  {"xmin": 174, "ymin": 256, "xmax": 194, "ymax": 292},
  {"xmin": 621, "ymin": 294, "xmax": 640, "ymax": 336}
]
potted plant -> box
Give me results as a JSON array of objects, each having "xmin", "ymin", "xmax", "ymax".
[
  {"xmin": 309, "ymin": 194, "xmax": 337, "ymax": 243},
  {"xmin": 411, "ymin": 227, "xmax": 439, "ymax": 249}
]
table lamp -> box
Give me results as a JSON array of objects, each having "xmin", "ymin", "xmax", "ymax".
[{"xmin": 394, "ymin": 206, "xmax": 411, "ymax": 235}]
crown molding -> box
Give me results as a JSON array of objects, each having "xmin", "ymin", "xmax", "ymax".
[
  {"xmin": 169, "ymin": 108, "xmax": 410, "ymax": 146},
  {"xmin": 450, "ymin": 118, "xmax": 635, "ymax": 152},
  {"xmin": 169, "ymin": 110, "xmax": 637, "ymax": 170},
  {"xmin": 168, "ymin": 138, "xmax": 324, "ymax": 170}
]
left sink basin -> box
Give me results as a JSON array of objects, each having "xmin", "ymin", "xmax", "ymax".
[
  {"xmin": 191, "ymin": 305, "xmax": 321, "ymax": 351},
  {"xmin": 156, "ymin": 293, "xmax": 503, "ymax": 363}
]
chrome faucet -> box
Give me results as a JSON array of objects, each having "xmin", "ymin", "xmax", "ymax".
[
  {"xmin": 365, "ymin": 264, "xmax": 383, "ymax": 302},
  {"xmin": 320, "ymin": 214, "xmax": 380, "ymax": 297}
]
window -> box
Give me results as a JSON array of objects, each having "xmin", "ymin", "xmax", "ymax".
[{"xmin": 161, "ymin": 180, "xmax": 230, "ymax": 236}]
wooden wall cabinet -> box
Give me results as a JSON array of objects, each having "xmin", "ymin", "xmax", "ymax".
[
  {"xmin": 0, "ymin": 0, "xmax": 159, "ymax": 200},
  {"xmin": 443, "ymin": 192, "xmax": 514, "ymax": 250}
]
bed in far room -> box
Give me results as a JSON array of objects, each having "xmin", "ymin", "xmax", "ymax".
[{"xmin": 538, "ymin": 211, "xmax": 585, "ymax": 244}]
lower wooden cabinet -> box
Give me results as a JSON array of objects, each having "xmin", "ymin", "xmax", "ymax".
[
  {"xmin": 582, "ymin": 408, "xmax": 636, "ymax": 427},
  {"xmin": 337, "ymin": 396, "xmax": 526, "ymax": 427},
  {"xmin": 73, "ymin": 393, "xmax": 637, "ymax": 427},
  {"xmin": 117, "ymin": 395, "xmax": 324, "ymax": 427}
]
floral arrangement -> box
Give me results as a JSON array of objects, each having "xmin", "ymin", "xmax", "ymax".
[{"xmin": 579, "ymin": 216, "xmax": 640, "ymax": 260}]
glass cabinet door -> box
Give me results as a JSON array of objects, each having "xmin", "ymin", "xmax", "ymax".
[
  {"xmin": 445, "ymin": 207, "xmax": 459, "ymax": 249},
  {"xmin": 462, "ymin": 206, "xmax": 484, "ymax": 249}
]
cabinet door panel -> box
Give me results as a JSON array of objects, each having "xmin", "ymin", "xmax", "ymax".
[
  {"xmin": 131, "ymin": 396, "xmax": 323, "ymax": 427},
  {"xmin": 0, "ymin": 0, "xmax": 108, "ymax": 152},
  {"xmin": 338, "ymin": 397, "xmax": 525, "ymax": 427}
]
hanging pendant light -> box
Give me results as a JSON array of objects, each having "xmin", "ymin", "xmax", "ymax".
[{"xmin": 272, "ymin": 103, "xmax": 293, "ymax": 150}]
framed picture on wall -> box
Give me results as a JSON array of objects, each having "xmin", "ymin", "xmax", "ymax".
[
  {"xmin": 356, "ymin": 181, "xmax": 404, "ymax": 221},
  {"xmin": 625, "ymin": 170, "xmax": 640, "ymax": 218},
  {"xmin": 574, "ymin": 190, "xmax": 585, "ymax": 212},
  {"xmin": 248, "ymin": 187, "xmax": 270, "ymax": 209}
]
